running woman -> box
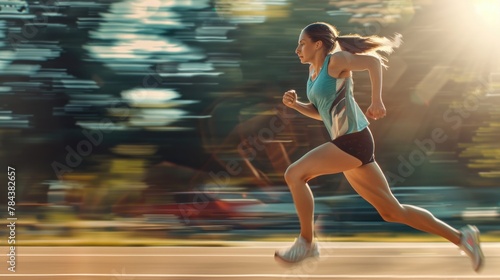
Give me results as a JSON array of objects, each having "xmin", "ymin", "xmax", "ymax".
[{"xmin": 274, "ymin": 22, "xmax": 484, "ymax": 272}]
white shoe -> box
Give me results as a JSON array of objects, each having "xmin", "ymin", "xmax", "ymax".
[
  {"xmin": 459, "ymin": 225, "xmax": 485, "ymax": 272},
  {"xmin": 274, "ymin": 236, "xmax": 320, "ymax": 265}
]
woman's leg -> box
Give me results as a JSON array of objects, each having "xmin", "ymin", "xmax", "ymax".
[
  {"xmin": 343, "ymin": 161, "xmax": 461, "ymax": 244},
  {"xmin": 284, "ymin": 142, "xmax": 362, "ymax": 243},
  {"xmin": 275, "ymin": 141, "xmax": 363, "ymax": 264}
]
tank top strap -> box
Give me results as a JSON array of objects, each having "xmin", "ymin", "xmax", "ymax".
[{"xmin": 323, "ymin": 54, "xmax": 332, "ymax": 69}]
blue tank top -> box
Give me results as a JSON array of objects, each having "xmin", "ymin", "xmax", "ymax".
[{"xmin": 306, "ymin": 54, "xmax": 370, "ymax": 140}]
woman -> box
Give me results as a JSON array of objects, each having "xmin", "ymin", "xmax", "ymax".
[{"xmin": 274, "ymin": 22, "xmax": 484, "ymax": 272}]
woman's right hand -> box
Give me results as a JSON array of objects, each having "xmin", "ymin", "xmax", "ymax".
[{"xmin": 282, "ymin": 89, "xmax": 298, "ymax": 108}]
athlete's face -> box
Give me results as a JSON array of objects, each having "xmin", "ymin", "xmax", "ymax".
[{"xmin": 295, "ymin": 31, "xmax": 321, "ymax": 64}]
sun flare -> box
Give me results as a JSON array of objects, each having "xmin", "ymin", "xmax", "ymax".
[{"xmin": 473, "ymin": 0, "xmax": 500, "ymax": 27}]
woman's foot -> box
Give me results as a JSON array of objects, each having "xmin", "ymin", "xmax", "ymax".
[
  {"xmin": 459, "ymin": 225, "xmax": 485, "ymax": 272},
  {"xmin": 274, "ymin": 236, "xmax": 320, "ymax": 265}
]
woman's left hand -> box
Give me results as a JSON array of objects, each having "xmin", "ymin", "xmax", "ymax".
[{"xmin": 366, "ymin": 101, "xmax": 386, "ymax": 120}]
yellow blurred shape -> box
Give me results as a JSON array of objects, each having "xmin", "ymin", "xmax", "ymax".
[
  {"xmin": 60, "ymin": 174, "xmax": 98, "ymax": 182},
  {"xmin": 479, "ymin": 171, "xmax": 500, "ymax": 177},
  {"xmin": 105, "ymin": 179, "xmax": 147, "ymax": 190},
  {"xmin": 215, "ymin": 0, "xmax": 290, "ymax": 20},
  {"xmin": 111, "ymin": 144, "xmax": 158, "ymax": 156},
  {"xmin": 110, "ymin": 158, "xmax": 146, "ymax": 174}
]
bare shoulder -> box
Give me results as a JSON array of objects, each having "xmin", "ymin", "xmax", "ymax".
[
  {"xmin": 330, "ymin": 51, "xmax": 353, "ymax": 65},
  {"xmin": 330, "ymin": 52, "xmax": 380, "ymax": 72},
  {"xmin": 328, "ymin": 51, "xmax": 353, "ymax": 78}
]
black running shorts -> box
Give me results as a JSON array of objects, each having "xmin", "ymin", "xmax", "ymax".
[{"xmin": 330, "ymin": 127, "xmax": 375, "ymax": 165}]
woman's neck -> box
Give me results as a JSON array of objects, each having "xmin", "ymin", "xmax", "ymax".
[{"xmin": 311, "ymin": 54, "xmax": 327, "ymax": 75}]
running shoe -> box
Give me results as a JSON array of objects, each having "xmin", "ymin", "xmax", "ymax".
[
  {"xmin": 459, "ymin": 225, "xmax": 485, "ymax": 272},
  {"xmin": 274, "ymin": 236, "xmax": 320, "ymax": 265}
]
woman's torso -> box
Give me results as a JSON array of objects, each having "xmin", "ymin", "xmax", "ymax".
[{"xmin": 306, "ymin": 54, "xmax": 369, "ymax": 140}]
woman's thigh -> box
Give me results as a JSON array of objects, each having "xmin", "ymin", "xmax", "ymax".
[
  {"xmin": 343, "ymin": 162, "xmax": 402, "ymax": 211},
  {"xmin": 286, "ymin": 142, "xmax": 363, "ymax": 182}
]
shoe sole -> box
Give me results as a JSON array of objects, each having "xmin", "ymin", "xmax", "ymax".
[{"xmin": 274, "ymin": 252, "xmax": 320, "ymax": 268}]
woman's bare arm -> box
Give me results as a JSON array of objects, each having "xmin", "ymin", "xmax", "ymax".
[
  {"xmin": 282, "ymin": 89, "xmax": 322, "ymax": 121},
  {"xmin": 329, "ymin": 52, "xmax": 386, "ymax": 119},
  {"xmin": 291, "ymin": 101, "xmax": 322, "ymax": 121}
]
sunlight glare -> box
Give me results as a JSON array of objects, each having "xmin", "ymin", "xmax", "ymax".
[{"xmin": 473, "ymin": 0, "xmax": 500, "ymax": 27}]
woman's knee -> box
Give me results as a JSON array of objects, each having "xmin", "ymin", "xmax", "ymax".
[
  {"xmin": 378, "ymin": 206, "xmax": 406, "ymax": 223},
  {"xmin": 284, "ymin": 164, "xmax": 306, "ymax": 185}
]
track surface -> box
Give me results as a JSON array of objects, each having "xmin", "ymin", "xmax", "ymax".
[{"xmin": 1, "ymin": 242, "xmax": 500, "ymax": 279}]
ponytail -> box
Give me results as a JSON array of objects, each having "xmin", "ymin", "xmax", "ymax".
[{"xmin": 336, "ymin": 33, "xmax": 402, "ymax": 68}]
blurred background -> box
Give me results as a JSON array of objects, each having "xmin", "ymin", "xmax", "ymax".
[{"xmin": 1, "ymin": 0, "xmax": 500, "ymax": 244}]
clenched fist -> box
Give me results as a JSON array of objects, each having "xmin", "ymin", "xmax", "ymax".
[
  {"xmin": 282, "ymin": 89, "xmax": 298, "ymax": 108},
  {"xmin": 366, "ymin": 101, "xmax": 386, "ymax": 120}
]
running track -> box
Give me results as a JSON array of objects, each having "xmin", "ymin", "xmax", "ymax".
[{"xmin": 1, "ymin": 242, "xmax": 499, "ymax": 279}]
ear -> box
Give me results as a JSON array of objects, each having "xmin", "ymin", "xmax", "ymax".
[{"xmin": 315, "ymin": 40, "xmax": 322, "ymax": 49}]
